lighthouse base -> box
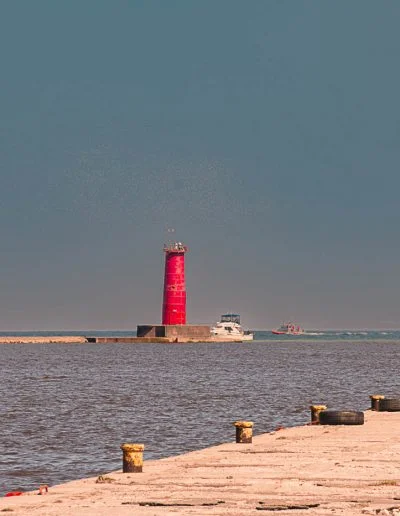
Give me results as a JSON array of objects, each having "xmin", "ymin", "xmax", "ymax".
[
  {"xmin": 137, "ymin": 324, "xmax": 211, "ymax": 342},
  {"xmin": 86, "ymin": 324, "xmax": 247, "ymax": 343}
]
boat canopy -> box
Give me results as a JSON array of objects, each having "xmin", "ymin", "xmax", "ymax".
[{"xmin": 220, "ymin": 314, "xmax": 241, "ymax": 324}]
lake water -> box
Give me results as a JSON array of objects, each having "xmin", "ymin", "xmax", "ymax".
[{"xmin": 1, "ymin": 330, "xmax": 399, "ymax": 495}]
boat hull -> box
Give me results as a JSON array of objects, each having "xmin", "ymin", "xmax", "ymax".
[
  {"xmin": 211, "ymin": 332, "xmax": 254, "ymax": 341},
  {"xmin": 272, "ymin": 330, "xmax": 304, "ymax": 336}
]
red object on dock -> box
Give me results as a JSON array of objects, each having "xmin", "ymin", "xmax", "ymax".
[{"xmin": 162, "ymin": 242, "xmax": 188, "ymax": 325}]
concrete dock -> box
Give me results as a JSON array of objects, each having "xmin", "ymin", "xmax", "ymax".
[
  {"xmin": 0, "ymin": 335, "xmax": 230, "ymax": 344},
  {"xmin": 0, "ymin": 335, "xmax": 245, "ymax": 344},
  {"xmin": 0, "ymin": 336, "xmax": 88, "ymax": 344},
  {"xmin": 2, "ymin": 410, "xmax": 400, "ymax": 515},
  {"xmin": 86, "ymin": 336, "xmax": 244, "ymax": 343}
]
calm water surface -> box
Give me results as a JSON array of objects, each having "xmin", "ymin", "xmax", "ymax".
[{"xmin": 1, "ymin": 333, "xmax": 399, "ymax": 494}]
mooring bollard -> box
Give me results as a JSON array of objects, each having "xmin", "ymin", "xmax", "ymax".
[
  {"xmin": 310, "ymin": 405, "xmax": 327, "ymax": 424},
  {"xmin": 233, "ymin": 420, "xmax": 254, "ymax": 443},
  {"xmin": 369, "ymin": 394, "xmax": 385, "ymax": 411},
  {"xmin": 120, "ymin": 443, "xmax": 144, "ymax": 473}
]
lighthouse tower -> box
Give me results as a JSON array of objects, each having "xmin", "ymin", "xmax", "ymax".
[
  {"xmin": 136, "ymin": 241, "xmax": 211, "ymax": 341},
  {"xmin": 162, "ymin": 242, "xmax": 188, "ymax": 325}
]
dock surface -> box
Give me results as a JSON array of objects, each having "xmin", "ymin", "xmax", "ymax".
[
  {"xmin": 0, "ymin": 336, "xmax": 87, "ymax": 344},
  {"xmin": 0, "ymin": 335, "xmax": 246, "ymax": 344},
  {"xmin": 2, "ymin": 411, "xmax": 400, "ymax": 515}
]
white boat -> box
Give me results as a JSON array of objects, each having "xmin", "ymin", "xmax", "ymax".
[
  {"xmin": 272, "ymin": 321, "xmax": 304, "ymax": 335},
  {"xmin": 211, "ymin": 314, "xmax": 254, "ymax": 341}
]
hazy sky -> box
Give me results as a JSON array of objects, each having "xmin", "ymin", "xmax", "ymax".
[{"xmin": 1, "ymin": 1, "xmax": 400, "ymax": 330}]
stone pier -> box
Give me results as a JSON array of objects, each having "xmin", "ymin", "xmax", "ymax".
[{"xmin": 2, "ymin": 411, "xmax": 400, "ymax": 515}]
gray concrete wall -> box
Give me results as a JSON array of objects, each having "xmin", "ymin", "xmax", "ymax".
[{"xmin": 137, "ymin": 325, "xmax": 211, "ymax": 339}]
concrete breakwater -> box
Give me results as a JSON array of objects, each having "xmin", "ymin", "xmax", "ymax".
[
  {"xmin": 1, "ymin": 410, "xmax": 400, "ymax": 515},
  {"xmin": 0, "ymin": 335, "xmax": 246, "ymax": 344},
  {"xmin": 0, "ymin": 336, "xmax": 88, "ymax": 344},
  {"xmin": 86, "ymin": 336, "xmax": 244, "ymax": 343}
]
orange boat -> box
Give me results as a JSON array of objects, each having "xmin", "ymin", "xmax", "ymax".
[{"xmin": 272, "ymin": 322, "xmax": 304, "ymax": 335}]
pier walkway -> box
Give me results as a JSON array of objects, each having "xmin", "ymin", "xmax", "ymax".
[{"xmin": 1, "ymin": 411, "xmax": 400, "ymax": 515}]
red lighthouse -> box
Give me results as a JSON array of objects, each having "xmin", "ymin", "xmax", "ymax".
[
  {"xmin": 136, "ymin": 241, "xmax": 211, "ymax": 341},
  {"xmin": 162, "ymin": 242, "xmax": 188, "ymax": 325}
]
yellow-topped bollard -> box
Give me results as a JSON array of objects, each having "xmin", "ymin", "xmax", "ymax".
[
  {"xmin": 310, "ymin": 405, "xmax": 327, "ymax": 424},
  {"xmin": 369, "ymin": 394, "xmax": 385, "ymax": 411},
  {"xmin": 120, "ymin": 443, "xmax": 144, "ymax": 473},
  {"xmin": 233, "ymin": 420, "xmax": 254, "ymax": 443}
]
